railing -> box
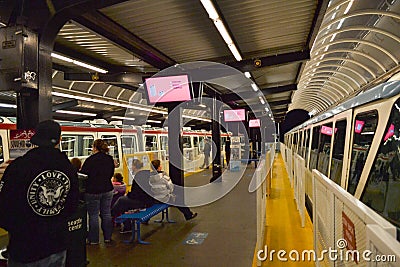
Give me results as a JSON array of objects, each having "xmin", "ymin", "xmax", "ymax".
[
  {"xmin": 294, "ymin": 153, "xmax": 306, "ymax": 227},
  {"xmin": 313, "ymin": 169, "xmax": 396, "ymax": 267},
  {"xmin": 255, "ymin": 146, "xmax": 275, "ymax": 266}
]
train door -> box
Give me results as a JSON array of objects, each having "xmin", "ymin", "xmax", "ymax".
[
  {"xmin": 329, "ymin": 110, "xmax": 352, "ymax": 188},
  {"xmin": 347, "ymin": 100, "xmax": 391, "ymax": 199},
  {"xmin": 120, "ymin": 134, "xmax": 139, "ymax": 155}
]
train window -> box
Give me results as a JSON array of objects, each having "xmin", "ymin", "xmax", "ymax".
[
  {"xmin": 316, "ymin": 122, "xmax": 333, "ymax": 176},
  {"xmin": 61, "ymin": 135, "xmax": 94, "ymax": 157},
  {"xmin": 309, "ymin": 126, "xmax": 321, "ymax": 171},
  {"xmin": 348, "ymin": 110, "xmax": 378, "ymax": 195},
  {"xmin": 361, "ymin": 99, "xmax": 400, "ymax": 227},
  {"xmin": 101, "ymin": 135, "xmax": 119, "ymax": 162},
  {"xmin": 182, "ymin": 136, "xmax": 191, "ymax": 148},
  {"xmin": 145, "ymin": 135, "xmax": 158, "ymax": 151},
  {"xmin": 193, "ymin": 136, "xmax": 199, "ymax": 148},
  {"xmin": 121, "ymin": 135, "xmax": 138, "ymax": 154},
  {"xmin": 330, "ymin": 120, "xmax": 347, "ymax": 185},
  {"xmin": 160, "ymin": 136, "xmax": 168, "ymax": 152},
  {"xmin": 304, "ymin": 129, "xmax": 310, "ymax": 165}
]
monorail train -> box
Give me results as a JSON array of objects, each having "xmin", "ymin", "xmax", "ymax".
[
  {"xmin": 284, "ymin": 76, "xmax": 400, "ymax": 232},
  {"xmin": 0, "ymin": 117, "xmax": 231, "ymax": 185}
]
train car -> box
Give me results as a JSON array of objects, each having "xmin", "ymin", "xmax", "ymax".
[
  {"xmin": 0, "ymin": 118, "xmax": 231, "ymax": 185},
  {"xmin": 284, "ymin": 76, "xmax": 400, "ymax": 233}
]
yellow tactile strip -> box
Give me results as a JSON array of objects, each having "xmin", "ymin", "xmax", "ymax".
[{"xmin": 253, "ymin": 153, "xmax": 314, "ymax": 267}]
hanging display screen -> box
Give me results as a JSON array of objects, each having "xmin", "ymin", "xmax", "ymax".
[{"xmin": 144, "ymin": 74, "xmax": 191, "ymax": 103}]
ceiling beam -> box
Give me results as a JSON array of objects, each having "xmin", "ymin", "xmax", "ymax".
[
  {"xmin": 52, "ymin": 100, "xmax": 79, "ymax": 111},
  {"xmin": 221, "ymin": 84, "xmax": 296, "ymax": 103},
  {"xmin": 261, "ymin": 84, "xmax": 297, "ymax": 95},
  {"xmin": 266, "ymin": 99, "xmax": 291, "ymax": 106},
  {"xmin": 64, "ymin": 72, "xmax": 143, "ymax": 84},
  {"xmin": 75, "ymin": 11, "xmax": 176, "ymax": 69},
  {"xmin": 270, "ymin": 107, "xmax": 288, "ymax": 113},
  {"xmin": 227, "ymin": 50, "xmax": 310, "ymax": 72}
]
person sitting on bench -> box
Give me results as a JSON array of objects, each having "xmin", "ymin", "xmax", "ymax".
[
  {"xmin": 111, "ymin": 159, "xmax": 154, "ymax": 233},
  {"xmin": 149, "ymin": 160, "xmax": 197, "ymax": 221}
]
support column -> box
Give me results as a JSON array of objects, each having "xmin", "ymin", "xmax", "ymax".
[
  {"xmin": 168, "ymin": 105, "xmax": 183, "ymax": 186},
  {"xmin": 210, "ymin": 94, "xmax": 222, "ymax": 183}
]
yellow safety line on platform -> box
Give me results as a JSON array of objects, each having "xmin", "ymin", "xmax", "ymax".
[{"xmin": 253, "ymin": 153, "xmax": 314, "ymax": 267}]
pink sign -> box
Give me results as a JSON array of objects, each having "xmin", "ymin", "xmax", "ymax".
[
  {"xmin": 145, "ymin": 74, "xmax": 191, "ymax": 103},
  {"xmin": 384, "ymin": 124, "xmax": 395, "ymax": 141},
  {"xmin": 320, "ymin": 126, "xmax": 337, "ymax": 136},
  {"xmin": 354, "ymin": 120, "xmax": 365, "ymax": 133},
  {"xmin": 224, "ymin": 109, "xmax": 246, "ymax": 122},
  {"xmin": 249, "ymin": 119, "xmax": 260, "ymax": 128}
]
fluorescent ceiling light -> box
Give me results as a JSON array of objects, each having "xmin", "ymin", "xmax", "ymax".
[
  {"xmin": 51, "ymin": 53, "xmax": 73, "ymax": 62},
  {"xmin": 111, "ymin": 116, "xmax": 135, "ymax": 121},
  {"xmin": 344, "ymin": 0, "xmax": 354, "ymax": 15},
  {"xmin": 228, "ymin": 43, "xmax": 242, "ymax": 61},
  {"xmin": 200, "ymin": 0, "xmax": 219, "ymax": 19},
  {"xmin": 200, "ymin": 0, "xmax": 242, "ymax": 61},
  {"xmin": 146, "ymin": 119, "xmax": 162, "ymax": 123},
  {"xmin": 251, "ymin": 83, "xmax": 259, "ymax": 91},
  {"xmin": 259, "ymin": 97, "xmax": 265, "ymax": 105},
  {"xmin": 0, "ymin": 22, "xmax": 6, "ymax": 27},
  {"xmin": 244, "ymin": 72, "xmax": 251, "ymax": 78},
  {"xmin": 73, "ymin": 60, "xmax": 107, "ymax": 74},
  {"xmin": 0, "ymin": 103, "xmax": 17, "ymax": 108},
  {"xmin": 55, "ymin": 110, "xmax": 96, "ymax": 116},
  {"xmin": 182, "ymin": 114, "xmax": 211, "ymax": 122},
  {"xmin": 51, "ymin": 52, "xmax": 107, "ymax": 73},
  {"xmin": 214, "ymin": 19, "xmax": 233, "ymax": 44}
]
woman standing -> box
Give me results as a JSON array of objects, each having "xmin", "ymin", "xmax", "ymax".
[{"xmin": 80, "ymin": 139, "xmax": 115, "ymax": 244}]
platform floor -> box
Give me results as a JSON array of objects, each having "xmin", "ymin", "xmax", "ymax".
[
  {"xmin": 86, "ymin": 164, "xmax": 257, "ymax": 267},
  {"xmin": 258, "ymin": 153, "xmax": 314, "ymax": 267}
]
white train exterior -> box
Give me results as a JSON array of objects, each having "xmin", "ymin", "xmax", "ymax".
[
  {"xmin": 0, "ymin": 120, "xmax": 230, "ymax": 185},
  {"xmin": 284, "ymin": 78, "xmax": 400, "ymax": 234}
]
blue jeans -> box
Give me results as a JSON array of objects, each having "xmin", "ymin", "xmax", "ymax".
[
  {"xmin": 8, "ymin": 250, "xmax": 66, "ymax": 267},
  {"xmin": 85, "ymin": 190, "xmax": 113, "ymax": 243}
]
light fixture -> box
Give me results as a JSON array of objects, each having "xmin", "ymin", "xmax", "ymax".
[
  {"xmin": 51, "ymin": 52, "xmax": 108, "ymax": 73},
  {"xmin": 182, "ymin": 114, "xmax": 211, "ymax": 122},
  {"xmin": 200, "ymin": 0, "xmax": 219, "ymax": 19},
  {"xmin": 55, "ymin": 110, "xmax": 96, "ymax": 116},
  {"xmin": 344, "ymin": 0, "xmax": 354, "ymax": 15},
  {"xmin": 244, "ymin": 72, "xmax": 251, "ymax": 78},
  {"xmin": 146, "ymin": 119, "xmax": 162, "ymax": 124},
  {"xmin": 200, "ymin": 0, "xmax": 242, "ymax": 61},
  {"xmin": 111, "ymin": 116, "xmax": 135, "ymax": 121},
  {"xmin": 251, "ymin": 83, "xmax": 259, "ymax": 91},
  {"xmin": 0, "ymin": 103, "xmax": 17, "ymax": 108}
]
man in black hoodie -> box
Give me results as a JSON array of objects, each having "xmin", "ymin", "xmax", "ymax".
[{"xmin": 0, "ymin": 120, "xmax": 79, "ymax": 266}]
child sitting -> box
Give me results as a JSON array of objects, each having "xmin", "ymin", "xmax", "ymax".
[{"xmin": 111, "ymin": 173, "xmax": 126, "ymax": 207}]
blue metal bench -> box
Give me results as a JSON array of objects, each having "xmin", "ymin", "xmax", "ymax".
[{"xmin": 116, "ymin": 203, "xmax": 174, "ymax": 244}]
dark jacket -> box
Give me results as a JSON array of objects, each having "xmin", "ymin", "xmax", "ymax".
[
  {"xmin": 0, "ymin": 147, "xmax": 79, "ymax": 263},
  {"xmin": 80, "ymin": 152, "xmax": 114, "ymax": 194},
  {"xmin": 127, "ymin": 170, "xmax": 154, "ymax": 207}
]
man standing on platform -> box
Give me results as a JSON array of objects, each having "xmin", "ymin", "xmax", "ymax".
[
  {"xmin": 0, "ymin": 120, "xmax": 79, "ymax": 267},
  {"xmin": 201, "ymin": 138, "xmax": 212, "ymax": 169}
]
